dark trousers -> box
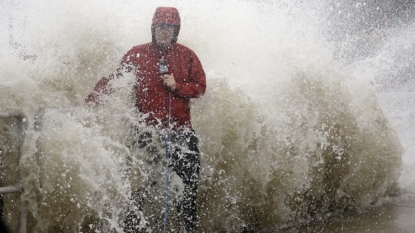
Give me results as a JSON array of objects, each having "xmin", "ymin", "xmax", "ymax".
[{"xmin": 123, "ymin": 129, "xmax": 200, "ymax": 233}]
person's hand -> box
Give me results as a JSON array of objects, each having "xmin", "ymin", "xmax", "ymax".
[
  {"xmin": 86, "ymin": 101, "xmax": 96, "ymax": 107},
  {"xmin": 162, "ymin": 74, "xmax": 176, "ymax": 91}
]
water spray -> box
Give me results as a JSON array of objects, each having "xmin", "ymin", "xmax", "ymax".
[{"xmin": 158, "ymin": 56, "xmax": 171, "ymax": 233}]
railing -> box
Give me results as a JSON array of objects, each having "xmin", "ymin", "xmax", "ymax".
[{"xmin": 0, "ymin": 111, "xmax": 28, "ymax": 233}]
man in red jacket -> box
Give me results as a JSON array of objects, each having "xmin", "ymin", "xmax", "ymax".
[{"xmin": 86, "ymin": 7, "xmax": 206, "ymax": 233}]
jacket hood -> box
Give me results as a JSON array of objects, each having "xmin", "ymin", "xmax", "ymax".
[{"xmin": 152, "ymin": 7, "xmax": 181, "ymax": 44}]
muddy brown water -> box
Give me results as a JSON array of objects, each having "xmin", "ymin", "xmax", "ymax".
[{"xmin": 282, "ymin": 199, "xmax": 415, "ymax": 233}]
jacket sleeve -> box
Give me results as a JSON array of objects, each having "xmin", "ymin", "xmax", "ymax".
[
  {"xmin": 85, "ymin": 77, "xmax": 111, "ymax": 103},
  {"xmin": 174, "ymin": 50, "xmax": 206, "ymax": 98},
  {"xmin": 85, "ymin": 50, "xmax": 135, "ymax": 104}
]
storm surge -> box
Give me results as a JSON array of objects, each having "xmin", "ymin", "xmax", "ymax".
[
  {"xmin": 0, "ymin": 0, "xmax": 407, "ymax": 232},
  {"xmin": 193, "ymin": 69, "xmax": 402, "ymax": 232}
]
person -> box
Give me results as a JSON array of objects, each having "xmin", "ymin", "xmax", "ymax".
[{"xmin": 85, "ymin": 6, "xmax": 206, "ymax": 233}]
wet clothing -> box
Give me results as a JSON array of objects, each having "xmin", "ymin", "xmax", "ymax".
[
  {"xmin": 123, "ymin": 130, "xmax": 201, "ymax": 233},
  {"xmin": 151, "ymin": 6, "xmax": 181, "ymax": 43},
  {"xmin": 86, "ymin": 9, "xmax": 206, "ymax": 130},
  {"xmin": 86, "ymin": 6, "xmax": 204, "ymax": 232}
]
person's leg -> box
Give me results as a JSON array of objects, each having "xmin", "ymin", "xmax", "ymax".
[
  {"xmin": 123, "ymin": 131, "xmax": 161, "ymax": 232},
  {"xmin": 172, "ymin": 131, "xmax": 201, "ymax": 232},
  {"xmin": 180, "ymin": 156, "xmax": 200, "ymax": 232},
  {"xmin": 123, "ymin": 188, "xmax": 144, "ymax": 233}
]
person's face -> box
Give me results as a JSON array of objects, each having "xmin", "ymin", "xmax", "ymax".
[{"xmin": 154, "ymin": 24, "xmax": 175, "ymax": 46}]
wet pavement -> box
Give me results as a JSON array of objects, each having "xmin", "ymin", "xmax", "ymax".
[{"xmin": 282, "ymin": 196, "xmax": 415, "ymax": 233}]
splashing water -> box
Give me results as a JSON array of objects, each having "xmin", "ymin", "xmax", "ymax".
[{"xmin": 0, "ymin": 0, "xmax": 412, "ymax": 232}]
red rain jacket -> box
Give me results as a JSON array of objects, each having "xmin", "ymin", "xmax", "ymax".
[{"xmin": 86, "ymin": 7, "xmax": 206, "ymax": 130}]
